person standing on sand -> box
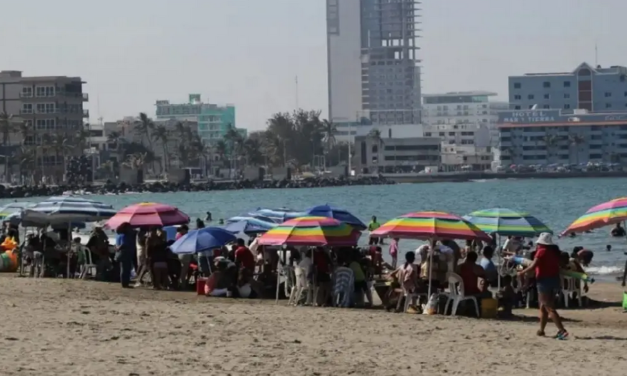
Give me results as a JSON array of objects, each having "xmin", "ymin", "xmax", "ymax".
[
  {"xmin": 517, "ymin": 233, "xmax": 569, "ymax": 340},
  {"xmin": 115, "ymin": 222, "xmax": 136, "ymax": 289},
  {"xmin": 368, "ymin": 216, "xmax": 381, "ymax": 245},
  {"xmin": 388, "ymin": 238, "xmax": 399, "ymax": 269}
]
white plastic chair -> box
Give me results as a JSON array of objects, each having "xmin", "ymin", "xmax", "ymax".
[
  {"xmin": 275, "ymin": 264, "xmax": 295, "ymax": 304},
  {"xmin": 290, "ymin": 266, "xmax": 312, "ymax": 306},
  {"xmin": 444, "ymin": 272, "xmax": 480, "ymax": 317},
  {"xmin": 561, "ymin": 276, "xmax": 585, "ymax": 308},
  {"xmin": 79, "ymin": 247, "xmax": 97, "ymax": 279},
  {"xmin": 331, "ymin": 267, "xmax": 354, "ymax": 307}
]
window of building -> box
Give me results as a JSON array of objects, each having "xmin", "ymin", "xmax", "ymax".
[
  {"xmin": 564, "ymin": 93, "xmax": 570, "ymax": 99},
  {"xmin": 606, "ymin": 103, "xmax": 612, "ymax": 108},
  {"xmin": 514, "ymin": 105, "xmax": 521, "ymax": 110},
  {"xmin": 624, "ymin": 92, "xmax": 627, "ymax": 97},
  {"xmin": 21, "ymin": 104, "xmax": 32, "ymax": 114},
  {"xmin": 528, "ymin": 94, "xmax": 534, "ymax": 99},
  {"xmin": 605, "ymin": 92, "xmax": 612, "ymax": 97},
  {"xmin": 448, "ymin": 132, "xmax": 455, "ymax": 136},
  {"xmin": 564, "ymin": 104, "xmax": 571, "ymax": 109},
  {"xmin": 439, "ymin": 132, "xmax": 444, "ymax": 136},
  {"xmin": 564, "ymin": 81, "xmax": 571, "ymax": 87},
  {"xmin": 21, "ymin": 87, "xmax": 32, "ymax": 97},
  {"xmin": 425, "ymin": 132, "xmax": 431, "ymax": 137},
  {"xmin": 543, "ymin": 82, "xmax": 551, "ymax": 88},
  {"xmin": 543, "ymin": 105, "xmax": 550, "ymax": 109},
  {"xmin": 513, "ymin": 83, "xmax": 521, "ymax": 89},
  {"xmin": 544, "ymin": 94, "xmax": 550, "ymax": 99},
  {"xmin": 514, "ymin": 95, "xmax": 521, "ymax": 100}
]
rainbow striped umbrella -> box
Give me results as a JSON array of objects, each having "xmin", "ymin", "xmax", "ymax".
[
  {"xmin": 463, "ymin": 208, "xmax": 552, "ymax": 237},
  {"xmin": 562, "ymin": 197, "xmax": 627, "ymax": 235},
  {"xmin": 371, "ymin": 211, "xmax": 491, "ymax": 241},
  {"xmin": 256, "ymin": 216, "xmax": 360, "ymax": 246}
]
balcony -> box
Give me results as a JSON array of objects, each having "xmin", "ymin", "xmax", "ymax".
[
  {"xmin": 82, "ymin": 93, "xmax": 89, "ymax": 101},
  {"xmin": 83, "ymin": 109, "xmax": 90, "ymax": 118}
]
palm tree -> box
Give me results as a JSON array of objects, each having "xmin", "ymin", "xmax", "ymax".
[
  {"xmin": 321, "ymin": 119, "xmax": 337, "ymax": 154},
  {"xmin": 17, "ymin": 146, "xmax": 35, "ymax": 182},
  {"xmin": 0, "ymin": 112, "xmax": 19, "ymax": 147},
  {"xmin": 543, "ymin": 134, "xmax": 558, "ymax": 163},
  {"xmin": 135, "ymin": 113, "xmax": 155, "ymax": 173},
  {"xmin": 151, "ymin": 124, "xmax": 169, "ymax": 173},
  {"xmin": 190, "ymin": 134, "xmax": 212, "ymax": 176},
  {"xmin": 568, "ymin": 134, "xmax": 586, "ymax": 164},
  {"xmin": 51, "ymin": 133, "xmax": 73, "ymax": 180},
  {"xmin": 215, "ymin": 140, "xmax": 227, "ymax": 162},
  {"xmin": 107, "ymin": 130, "xmax": 122, "ymax": 150}
]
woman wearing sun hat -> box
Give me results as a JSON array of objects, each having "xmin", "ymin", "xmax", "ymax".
[{"xmin": 517, "ymin": 232, "xmax": 569, "ymax": 340}]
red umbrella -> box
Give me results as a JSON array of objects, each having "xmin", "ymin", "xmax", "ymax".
[{"xmin": 105, "ymin": 202, "xmax": 190, "ymax": 229}]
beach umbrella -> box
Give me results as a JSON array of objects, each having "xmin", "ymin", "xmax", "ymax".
[
  {"xmin": 463, "ymin": 208, "xmax": 552, "ymax": 237},
  {"xmin": 561, "ymin": 197, "xmax": 627, "ymax": 235},
  {"xmin": 372, "ymin": 211, "xmax": 491, "ymax": 298},
  {"xmin": 20, "ymin": 196, "xmax": 116, "ymax": 226},
  {"xmin": 372, "ymin": 211, "xmax": 491, "ymax": 241},
  {"xmin": 170, "ymin": 226, "xmax": 236, "ymax": 255},
  {"xmin": 256, "ymin": 216, "xmax": 360, "ymax": 247},
  {"xmin": 0, "ymin": 202, "xmax": 36, "ymax": 221},
  {"xmin": 247, "ymin": 208, "xmax": 297, "ymax": 223},
  {"xmin": 105, "ymin": 202, "xmax": 190, "ymax": 229},
  {"xmin": 293, "ymin": 204, "xmax": 367, "ymax": 230},
  {"xmin": 224, "ymin": 216, "xmax": 277, "ymax": 235}
]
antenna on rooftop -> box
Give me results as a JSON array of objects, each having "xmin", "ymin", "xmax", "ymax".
[{"xmin": 595, "ymin": 42, "xmax": 599, "ymax": 67}]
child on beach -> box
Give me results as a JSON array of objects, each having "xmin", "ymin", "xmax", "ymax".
[{"xmin": 497, "ymin": 275, "xmax": 515, "ymax": 318}]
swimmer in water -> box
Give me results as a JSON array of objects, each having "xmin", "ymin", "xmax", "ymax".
[
  {"xmin": 205, "ymin": 211, "xmax": 213, "ymax": 222},
  {"xmin": 606, "ymin": 244, "xmax": 612, "ymax": 252},
  {"xmin": 218, "ymin": 219, "xmax": 224, "ymax": 225}
]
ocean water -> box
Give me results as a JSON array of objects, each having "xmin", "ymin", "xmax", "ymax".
[{"xmin": 4, "ymin": 178, "xmax": 627, "ymax": 280}]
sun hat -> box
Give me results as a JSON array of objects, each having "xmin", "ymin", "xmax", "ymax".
[{"xmin": 536, "ymin": 232, "xmax": 554, "ymax": 245}]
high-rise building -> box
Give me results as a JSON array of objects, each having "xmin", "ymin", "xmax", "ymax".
[
  {"xmin": 327, "ymin": 0, "xmax": 422, "ymax": 141},
  {"xmin": 0, "ymin": 70, "xmax": 89, "ymax": 177},
  {"xmin": 509, "ymin": 62, "xmax": 627, "ymax": 112},
  {"xmin": 155, "ymin": 94, "xmax": 245, "ymax": 144}
]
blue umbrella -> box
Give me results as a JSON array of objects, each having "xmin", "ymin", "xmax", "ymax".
[
  {"xmin": 224, "ymin": 216, "xmax": 277, "ymax": 235},
  {"xmin": 247, "ymin": 208, "xmax": 296, "ymax": 223},
  {"xmin": 162, "ymin": 226, "xmax": 179, "ymax": 241},
  {"xmin": 292, "ymin": 204, "xmax": 367, "ymax": 230},
  {"xmin": 170, "ymin": 226, "xmax": 236, "ymax": 255}
]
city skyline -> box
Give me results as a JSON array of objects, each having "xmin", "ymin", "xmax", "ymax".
[{"xmin": 1, "ymin": 0, "xmax": 626, "ymax": 130}]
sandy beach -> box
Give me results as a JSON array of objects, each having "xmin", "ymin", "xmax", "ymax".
[{"xmin": 0, "ymin": 276, "xmax": 626, "ymax": 376}]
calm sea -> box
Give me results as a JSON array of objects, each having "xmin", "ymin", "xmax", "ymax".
[{"xmin": 3, "ymin": 178, "xmax": 627, "ymax": 280}]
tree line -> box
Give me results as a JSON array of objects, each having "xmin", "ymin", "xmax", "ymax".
[{"xmin": 109, "ymin": 109, "xmax": 352, "ymax": 175}]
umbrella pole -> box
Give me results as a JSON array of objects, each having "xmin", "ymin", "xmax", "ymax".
[
  {"xmin": 623, "ymin": 221, "xmax": 627, "ymax": 287},
  {"xmin": 497, "ymin": 235, "xmax": 501, "ymax": 291},
  {"xmin": 67, "ymin": 222, "xmax": 71, "ymax": 279},
  {"xmin": 427, "ymin": 239, "xmax": 434, "ymax": 299},
  {"xmin": 275, "ymin": 249, "xmax": 285, "ymax": 304}
]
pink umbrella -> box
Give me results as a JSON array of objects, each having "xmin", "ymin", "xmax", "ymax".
[{"xmin": 105, "ymin": 202, "xmax": 190, "ymax": 229}]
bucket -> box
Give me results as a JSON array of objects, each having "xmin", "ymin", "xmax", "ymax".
[
  {"xmin": 622, "ymin": 292, "xmax": 627, "ymax": 311},
  {"xmin": 481, "ymin": 298, "xmax": 498, "ymax": 319},
  {"xmin": 0, "ymin": 252, "xmax": 17, "ymax": 273},
  {"xmin": 196, "ymin": 277, "xmax": 208, "ymax": 295}
]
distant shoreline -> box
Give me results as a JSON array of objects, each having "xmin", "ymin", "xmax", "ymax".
[{"xmin": 375, "ymin": 171, "xmax": 627, "ymax": 184}]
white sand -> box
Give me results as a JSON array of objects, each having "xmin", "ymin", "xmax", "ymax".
[{"xmin": 0, "ymin": 276, "xmax": 626, "ymax": 376}]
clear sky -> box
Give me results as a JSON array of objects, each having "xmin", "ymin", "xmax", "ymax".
[{"xmin": 1, "ymin": 0, "xmax": 626, "ymax": 130}]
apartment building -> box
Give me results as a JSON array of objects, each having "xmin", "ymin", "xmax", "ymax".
[
  {"xmin": 353, "ymin": 135, "xmax": 440, "ymax": 173},
  {"xmin": 509, "ymin": 62, "xmax": 627, "ymax": 112},
  {"xmin": 497, "ymin": 109, "xmax": 627, "ymax": 165},
  {"xmin": 0, "ymin": 70, "xmax": 88, "ymax": 174}
]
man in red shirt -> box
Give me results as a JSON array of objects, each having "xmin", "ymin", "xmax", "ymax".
[
  {"xmin": 234, "ymin": 238, "xmax": 255, "ymax": 272},
  {"xmin": 233, "ymin": 238, "xmax": 264, "ymax": 298},
  {"xmin": 518, "ymin": 233, "xmax": 568, "ymax": 339}
]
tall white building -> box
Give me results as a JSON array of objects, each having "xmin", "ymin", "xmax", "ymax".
[
  {"xmin": 327, "ymin": 0, "xmax": 422, "ymax": 142},
  {"xmin": 421, "ymin": 91, "xmax": 508, "ymax": 146}
]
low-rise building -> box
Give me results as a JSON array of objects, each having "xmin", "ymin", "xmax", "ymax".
[
  {"xmin": 155, "ymin": 94, "xmax": 245, "ymax": 144},
  {"xmin": 353, "ymin": 135, "xmax": 441, "ymax": 173},
  {"xmin": 440, "ymin": 144, "xmax": 493, "ymax": 171},
  {"xmin": 497, "ymin": 109, "xmax": 627, "ymax": 166}
]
